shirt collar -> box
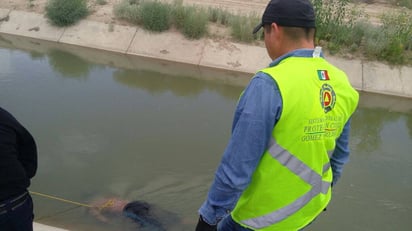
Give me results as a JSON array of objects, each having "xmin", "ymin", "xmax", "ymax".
[{"xmin": 269, "ymin": 48, "xmax": 324, "ymax": 67}]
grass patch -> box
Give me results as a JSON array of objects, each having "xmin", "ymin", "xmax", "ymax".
[
  {"xmin": 229, "ymin": 13, "xmax": 260, "ymax": 43},
  {"xmin": 313, "ymin": 0, "xmax": 364, "ymax": 53},
  {"xmin": 364, "ymin": 9, "xmax": 412, "ymax": 63},
  {"xmin": 171, "ymin": 1, "xmax": 188, "ymax": 30},
  {"xmin": 180, "ymin": 7, "xmax": 209, "ymax": 39},
  {"xmin": 45, "ymin": 0, "xmax": 88, "ymax": 27},
  {"xmin": 113, "ymin": 0, "xmax": 141, "ymax": 24},
  {"xmin": 171, "ymin": 2, "xmax": 208, "ymax": 39},
  {"xmin": 140, "ymin": 0, "xmax": 171, "ymax": 32},
  {"xmin": 313, "ymin": 0, "xmax": 412, "ymax": 65},
  {"xmin": 207, "ymin": 7, "xmax": 231, "ymax": 25}
]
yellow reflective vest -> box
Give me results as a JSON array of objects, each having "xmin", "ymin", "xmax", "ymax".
[{"xmin": 231, "ymin": 55, "xmax": 359, "ymax": 230}]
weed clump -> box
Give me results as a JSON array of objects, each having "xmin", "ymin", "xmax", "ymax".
[
  {"xmin": 172, "ymin": 3, "xmax": 208, "ymax": 39},
  {"xmin": 313, "ymin": 0, "xmax": 412, "ymax": 64},
  {"xmin": 140, "ymin": 0, "xmax": 171, "ymax": 32},
  {"xmin": 113, "ymin": 0, "xmax": 141, "ymax": 24},
  {"xmin": 363, "ymin": 9, "xmax": 412, "ymax": 63},
  {"xmin": 229, "ymin": 14, "xmax": 260, "ymax": 43},
  {"xmin": 181, "ymin": 8, "xmax": 209, "ymax": 39},
  {"xmin": 46, "ymin": 0, "xmax": 88, "ymax": 27}
]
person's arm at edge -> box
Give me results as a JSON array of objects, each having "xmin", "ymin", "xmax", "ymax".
[
  {"xmin": 330, "ymin": 118, "xmax": 352, "ymax": 186},
  {"xmin": 197, "ymin": 73, "xmax": 282, "ymax": 226}
]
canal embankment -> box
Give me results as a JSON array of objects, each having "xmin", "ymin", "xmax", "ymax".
[{"xmin": 1, "ymin": 8, "xmax": 411, "ymax": 98}]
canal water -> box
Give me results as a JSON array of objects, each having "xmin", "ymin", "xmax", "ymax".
[{"xmin": 1, "ymin": 35, "xmax": 411, "ymax": 231}]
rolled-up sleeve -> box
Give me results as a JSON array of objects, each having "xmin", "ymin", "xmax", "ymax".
[{"xmin": 330, "ymin": 118, "xmax": 352, "ymax": 186}]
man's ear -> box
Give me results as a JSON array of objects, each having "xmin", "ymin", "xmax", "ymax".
[{"xmin": 271, "ymin": 23, "xmax": 280, "ymax": 36}]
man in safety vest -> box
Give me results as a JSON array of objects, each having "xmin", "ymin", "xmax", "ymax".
[{"xmin": 195, "ymin": 0, "xmax": 359, "ymax": 230}]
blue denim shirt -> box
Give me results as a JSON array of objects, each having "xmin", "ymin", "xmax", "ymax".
[{"xmin": 198, "ymin": 49, "xmax": 352, "ymax": 225}]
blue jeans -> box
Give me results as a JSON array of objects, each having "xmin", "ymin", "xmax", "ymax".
[
  {"xmin": 0, "ymin": 193, "xmax": 34, "ymax": 231},
  {"xmin": 217, "ymin": 215, "xmax": 253, "ymax": 231},
  {"xmin": 217, "ymin": 214, "xmax": 313, "ymax": 231}
]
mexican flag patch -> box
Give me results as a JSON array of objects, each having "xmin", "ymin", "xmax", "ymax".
[{"xmin": 317, "ymin": 70, "xmax": 330, "ymax": 81}]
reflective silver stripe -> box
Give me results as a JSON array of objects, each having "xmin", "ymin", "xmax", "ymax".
[
  {"xmin": 322, "ymin": 149, "xmax": 335, "ymax": 175},
  {"xmin": 268, "ymin": 139, "xmax": 329, "ymax": 187},
  {"xmin": 269, "ymin": 139, "xmax": 316, "ymax": 184},
  {"xmin": 241, "ymin": 138, "xmax": 331, "ymax": 229},
  {"xmin": 323, "ymin": 162, "xmax": 331, "ymax": 174}
]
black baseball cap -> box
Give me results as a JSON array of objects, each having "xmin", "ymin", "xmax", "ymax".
[{"xmin": 253, "ymin": 0, "xmax": 316, "ymax": 34}]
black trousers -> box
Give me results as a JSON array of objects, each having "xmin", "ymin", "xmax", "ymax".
[{"xmin": 0, "ymin": 193, "xmax": 34, "ymax": 231}]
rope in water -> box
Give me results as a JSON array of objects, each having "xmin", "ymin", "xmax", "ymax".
[{"xmin": 29, "ymin": 191, "xmax": 114, "ymax": 210}]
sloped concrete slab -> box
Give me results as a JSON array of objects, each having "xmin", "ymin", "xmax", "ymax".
[
  {"xmin": 198, "ymin": 65, "xmax": 252, "ymax": 87},
  {"xmin": 57, "ymin": 43, "xmax": 134, "ymax": 70},
  {"xmin": 363, "ymin": 62, "xmax": 412, "ymax": 98},
  {"xmin": 0, "ymin": 11, "xmax": 64, "ymax": 42},
  {"xmin": 0, "ymin": 33, "xmax": 61, "ymax": 54},
  {"xmin": 399, "ymin": 66, "xmax": 412, "ymax": 98},
  {"xmin": 60, "ymin": 20, "xmax": 136, "ymax": 53},
  {"xmin": 328, "ymin": 56, "xmax": 363, "ymax": 90},
  {"xmin": 200, "ymin": 39, "xmax": 269, "ymax": 74},
  {"xmin": 127, "ymin": 29, "xmax": 205, "ymax": 66},
  {"xmin": 359, "ymin": 91, "xmax": 412, "ymax": 113},
  {"xmin": 34, "ymin": 222, "xmax": 68, "ymax": 231},
  {"xmin": 127, "ymin": 54, "xmax": 202, "ymax": 79}
]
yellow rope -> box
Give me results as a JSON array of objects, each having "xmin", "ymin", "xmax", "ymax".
[
  {"xmin": 29, "ymin": 191, "xmax": 118, "ymax": 211},
  {"xmin": 98, "ymin": 198, "xmax": 115, "ymax": 210},
  {"xmin": 29, "ymin": 191, "xmax": 93, "ymax": 208}
]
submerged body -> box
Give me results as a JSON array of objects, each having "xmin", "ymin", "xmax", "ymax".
[{"xmin": 90, "ymin": 198, "xmax": 178, "ymax": 230}]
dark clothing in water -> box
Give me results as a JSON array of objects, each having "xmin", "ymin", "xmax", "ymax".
[{"xmin": 122, "ymin": 201, "xmax": 178, "ymax": 231}]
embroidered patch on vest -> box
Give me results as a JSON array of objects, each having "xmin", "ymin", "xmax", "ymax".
[
  {"xmin": 320, "ymin": 84, "xmax": 336, "ymax": 113},
  {"xmin": 317, "ymin": 70, "xmax": 330, "ymax": 81}
]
